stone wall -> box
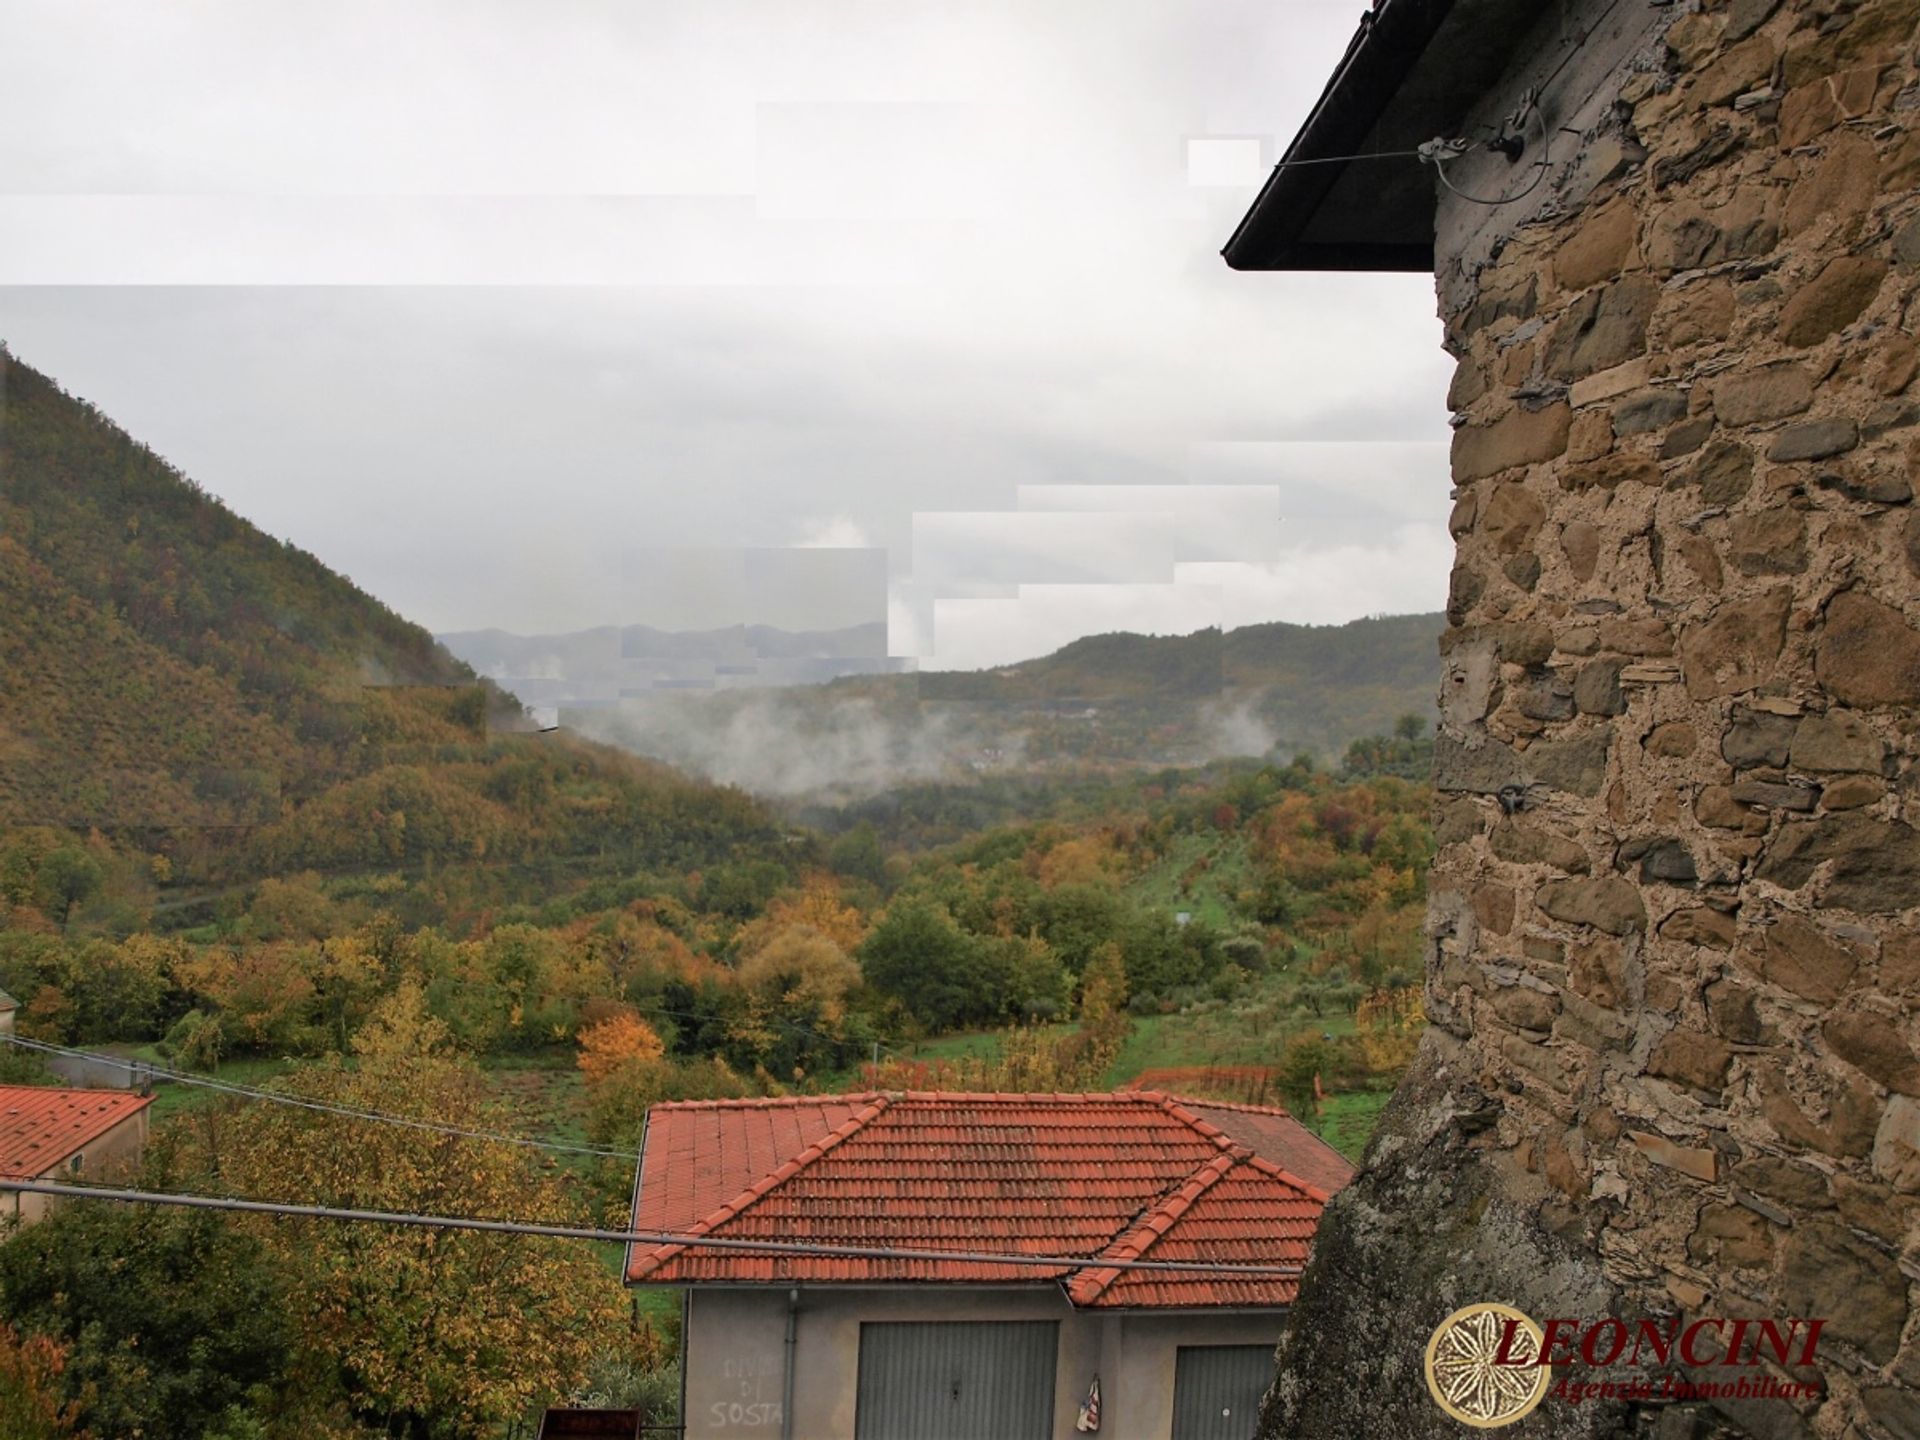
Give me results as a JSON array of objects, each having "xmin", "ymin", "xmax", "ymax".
[{"xmin": 1261, "ymin": 1, "xmax": 1920, "ymax": 1436}]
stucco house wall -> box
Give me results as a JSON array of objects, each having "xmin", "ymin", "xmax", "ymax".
[
  {"xmin": 6, "ymin": 1104, "xmax": 149, "ymax": 1226},
  {"xmin": 1250, "ymin": 0, "xmax": 1920, "ymax": 1436},
  {"xmin": 682, "ymin": 1285, "xmax": 1280, "ymax": 1440}
]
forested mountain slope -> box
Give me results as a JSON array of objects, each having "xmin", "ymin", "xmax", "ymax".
[
  {"xmin": 0, "ymin": 349, "xmax": 779, "ymax": 896},
  {"xmin": 923, "ymin": 613, "xmax": 1441, "ymax": 704}
]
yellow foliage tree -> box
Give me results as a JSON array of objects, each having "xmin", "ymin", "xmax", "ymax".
[
  {"xmin": 734, "ymin": 925, "xmax": 861, "ymax": 1024},
  {"xmin": 731, "ymin": 875, "xmax": 867, "ymax": 957},
  {"xmin": 0, "ymin": 1323, "xmax": 83, "ymax": 1439},
  {"xmin": 1033, "ymin": 834, "xmax": 1114, "ymax": 888},
  {"xmin": 1074, "ymin": 941, "xmax": 1131, "ymax": 1081},
  {"xmin": 575, "ymin": 1012, "xmax": 665, "ymax": 1085},
  {"xmin": 200, "ymin": 985, "xmax": 626, "ymax": 1435},
  {"xmin": 1354, "ymin": 984, "xmax": 1425, "ymax": 1076}
]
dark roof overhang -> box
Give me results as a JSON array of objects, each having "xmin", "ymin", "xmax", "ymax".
[{"xmin": 1222, "ymin": 0, "xmax": 1544, "ymax": 272}]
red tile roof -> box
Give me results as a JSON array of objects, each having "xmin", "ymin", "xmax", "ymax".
[
  {"xmin": 1175, "ymin": 1099, "xmax": 1357, "ymax": 1198},
  {"xmin": 0, "ymin": 1085, "xmax": 151, "ymax": 1178},
  {"xmin": 627, "ymin": 1090, "xmax": 1354, "ymax": 1308}
]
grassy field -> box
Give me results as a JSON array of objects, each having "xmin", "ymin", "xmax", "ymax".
[
  {"xmin": 891, "ymin": 982, "xmax": 1365, "ymax": 1087},
  {"xmin": 900, "ymin": 1024, "xmax": 1073, "ymax": 1066},
  {"xmin": 1101, "ymin": 1003, "xmax": 1356, "ymax": 1086},
  {"xmin": 871, "ymin": 977, "xmax": 1396, "ymax": 1156},
  {"xmin": 1122, "ymin": 833, "xmax": 1254, "ymax": 931},
  {"xmin": 633, "ymin": 1286, "xmax": 681, "ymax": 1325},
  {"xmin": 1318, "ymin": 1087, "xmax": 1394, "ymax": 1164},
  {"xmin": 123, "ymin": 1048, "xmax": 296, "ymax": 1123}
]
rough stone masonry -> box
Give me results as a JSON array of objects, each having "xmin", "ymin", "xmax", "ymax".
[{"xmin": 1258, "ymin": 2, "xmax": 1920, "ymax": 1436}]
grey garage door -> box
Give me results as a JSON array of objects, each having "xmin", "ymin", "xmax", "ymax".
[
  {"xmin": 1171, "ymin": 1345, "xmax": 1275, "ymax": 1440},
  {"xmin": 854, "ymin": 1320, "xmax": 1057, "ymax": 1440}
]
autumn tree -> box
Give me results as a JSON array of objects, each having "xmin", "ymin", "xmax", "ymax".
[
  {"xmin": 1079, "ymin": 941, "xmax": 1128, "ymax": 1027},
  {"xmin": 1353, "ymin": 984, "xmax": 1425, "ymax": 1076},
  {"xmin": 732, "ymin": 876, "xmax": 867, "ymax": 955},
  {"xmin": 173, "ymin": 942, "xmax": 314, "ymax": 1054},
  {"xmin": 0, "ymin": 1325, "xmax": 83, "ymax": 1440},
  {"xmin": 735, "ymin": 926, "xmax": 861, "ymax": 1024},
  {"xmin": 200, "ymin": 986, "xmax": 625, "ymax": 1437},
  {"xmin": 583, "ymin": 1054, "xmax": 755, "ymax": 1154},
  {"xmin": 1072, "ymin": 940, "xmax": 1131, "ymax": 1079},
  {"xmin": 244, "ymin": 873, "xmax": 341, "ymax": 942},
  {"xmin": 64, "ymin": 932, "xmax": 180, "ymax": 1041},
  {"xmin": 576, "ymin": 1011, "xmax": 665, "ymax": 1085},
  {"xmin": 0, "ymin": 1195, "xmax": 291, "ymax": 1440}
]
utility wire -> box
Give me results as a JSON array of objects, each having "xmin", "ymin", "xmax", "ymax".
[
  {"xmin": 1424, "ymin": 92, "xmax": 1553, "ymax": 208},
  {"xmin": 0, "ymin": 1179, "xmax": 1306, "ymax": 1278},
  {"xmin": 0, "ymin": 1034, "xmax": 636, "ymax": 1160},
  {"xmin": 1265, "ymin": 147, "xmax": 1428, "ymax": 169},
  {"xmin": 1260, "ymin": 87, "xmax": 1560, "ymax": 207}
]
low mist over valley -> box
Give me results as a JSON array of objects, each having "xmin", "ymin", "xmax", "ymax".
[{"xmin": 439, "ymin": 614, "xmax": 1445, "ymax": 799}]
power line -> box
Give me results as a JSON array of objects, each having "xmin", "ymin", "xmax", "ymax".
[
  {"xmin": 1266, "ymin": 146, "xmax": 1427, "ymax": 169},
  {"xmin": 0, "ymin": 1178, "xmax": 1306, "ymax": 1279},
  {"xmin": 0, "ymin": 1034, "xmax": 635, "ymax": 1160},
  {"xmin": 1423, "ymin": 92, "xmax": 1553, "ymax": 208}
]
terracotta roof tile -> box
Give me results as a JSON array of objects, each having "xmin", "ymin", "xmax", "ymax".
[
  {"xmin": 1171, "ymin": 1097, "xmax": 1356, "ymax": 1197},
  {"xmin": 0, "ymin": 1084, "xmax": 150, "ymax": 1178},
  {"xmin": 626, "ymin": 1090, "xmax": 1352, "ymax": 1308}
]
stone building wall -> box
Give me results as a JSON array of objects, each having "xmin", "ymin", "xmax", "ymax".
[{"xmin": 1261, "ymin": 1, "xmax": 1920, "ymax": 1436}]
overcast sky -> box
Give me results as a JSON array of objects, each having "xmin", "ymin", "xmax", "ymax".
[{"xmin": 0, "ymin": 0, "xmax": 1453, "ymax": 670}]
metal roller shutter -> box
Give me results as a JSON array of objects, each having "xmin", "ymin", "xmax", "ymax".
[
  {"xmin": 1170, "ymin": 1344, "xmax": 1275, "ymax": 1440},
  {"xmin": 854, "ymin": 1320, "xmax": 1057, "ymax": 1440}
]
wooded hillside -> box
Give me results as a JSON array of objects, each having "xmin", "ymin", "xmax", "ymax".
[{"xmin": 0, "ymin": 350, "xmax": 781, "ymax": 900}]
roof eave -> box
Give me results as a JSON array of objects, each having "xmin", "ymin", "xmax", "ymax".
[{"xmin": 1223, "ymin": 0, "xmax": 1458, "ymax": 272}]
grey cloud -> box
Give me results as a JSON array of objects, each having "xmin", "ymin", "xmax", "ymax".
[{"xmin": 0, "ymin": 0, "xmax": 1453, "ymax": 662}]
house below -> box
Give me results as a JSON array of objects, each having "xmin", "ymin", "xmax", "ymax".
[
  {"xmin": 626, "ymin": 1090, "xmax": 1354, "ymax": 1440},
  {"xmin": 0, "ymin": 1083, "xmax": 153, "ymax": 1226}
]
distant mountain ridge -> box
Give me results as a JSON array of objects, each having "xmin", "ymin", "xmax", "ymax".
[
  {"xmin": 561, "ymin": 613, "xmax": 1445, "ymax": 798},
  {"xmin": 920, "ymin": 615, "xmax": 1442, "ymax": 704},
  {"xmin": 438, "ymin": 621, "xmax": 904, "ymax": 706}
]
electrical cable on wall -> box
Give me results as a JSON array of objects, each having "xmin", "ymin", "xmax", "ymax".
[
  {"xmin": 1254, "ymin": 87, "xmax": 1553, "ymax": 204},
  {"xmin": 1264, "ymin": 146, "xmax": 1430, "ymax": 170},
  {"xmin": 1421, "ymin": 89, "xmax": 1553, "ymax": 207}
]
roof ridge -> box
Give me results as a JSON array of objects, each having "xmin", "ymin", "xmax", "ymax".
[
  {"xmin": 1169, "ymin": 1094, "xmax": 1301, "ymax": 1117},
  {"xmin": 1063, "ymin": 1152, "xmax": 1239, "ymax": 1306},
  {"xmin": 627, "ymin": 1094, "xmax": 894, "ymax": 1282},
  {"xmin": 1154, "ymin": 1093, "xmax": 1345, "ymax": 1200},
  {"xmin": 1152, "ymin": 1092, "xmax": 1243, "ymax": 1153},
  {"xmin": 891, "ymin": 1090, "xmax": 1148, "ymax": 1103},
  {"xmin": 651, "ymin": 1089, "xmax": 1232, "ymax": 1109},
  {"xmin": 1235, "ymin": 1148, "xmax": 1338, "ymax": 1206},
  {"xmin": 647, "ymin": 1093, "xmax": 881, "ymax": 1111}
]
